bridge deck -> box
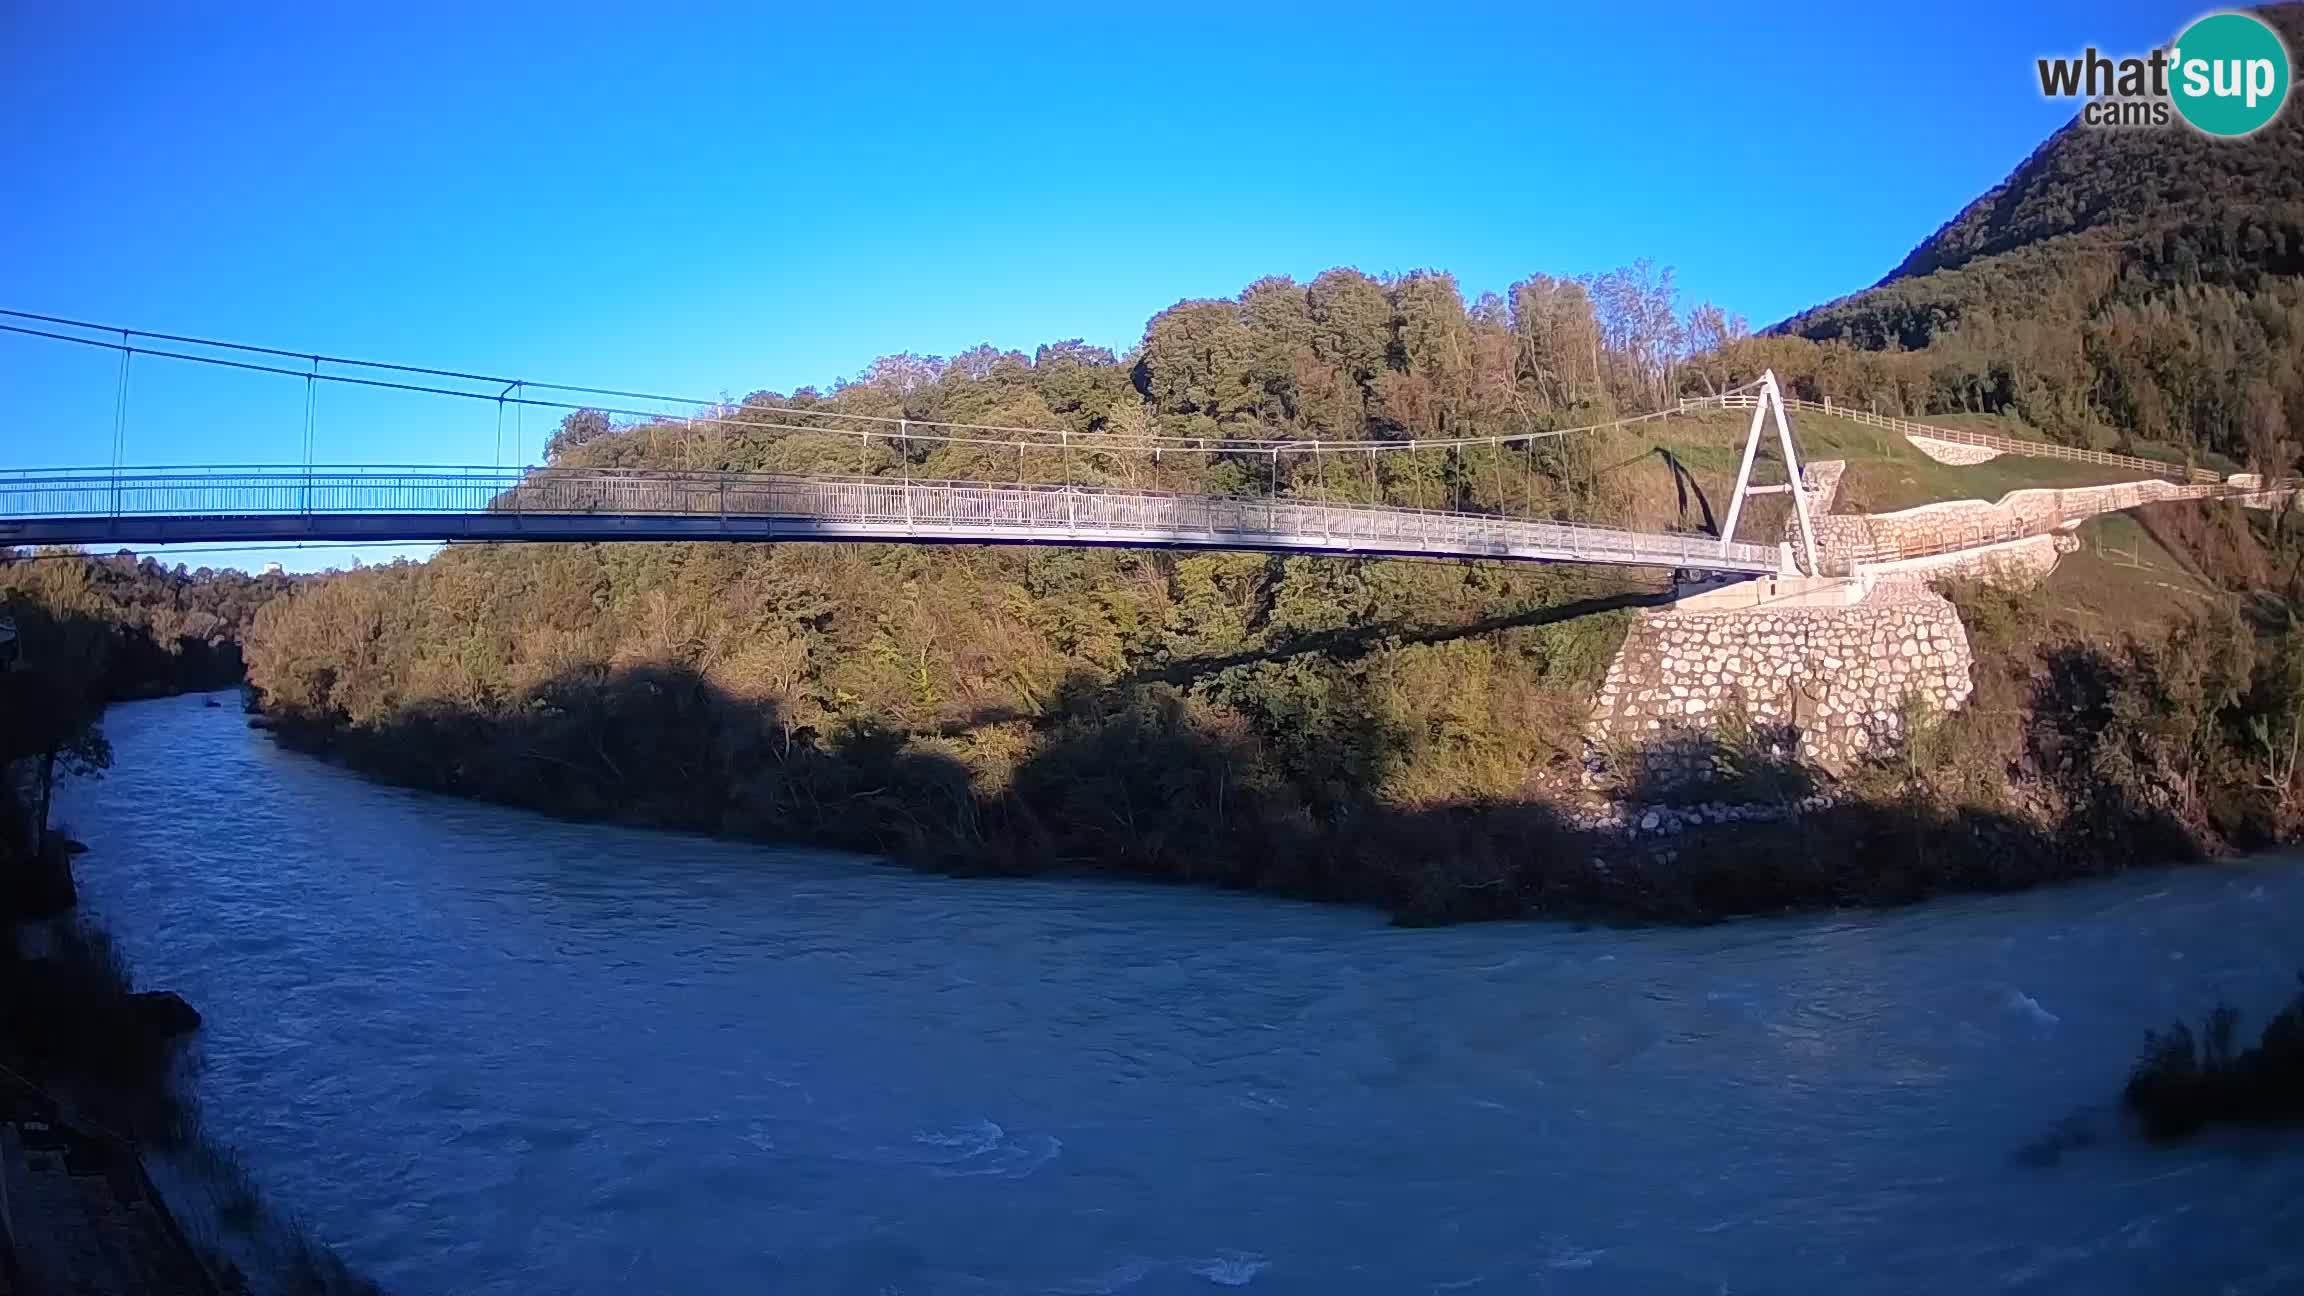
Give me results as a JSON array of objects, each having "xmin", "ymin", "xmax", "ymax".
[{"xmin": 0, "ymin": 467, "xmax": 1784, "ymax": 574}]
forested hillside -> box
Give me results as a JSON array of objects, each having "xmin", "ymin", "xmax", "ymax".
[
  {"xmin": 1, "ymin": 553, "xmax": 287, "ymax": 699},
  {"xmin": 0, "ymin": 552, "xmax": 292, "ymax": 858},
  {"xmin": 239, "ymin": 284, "xmax": 2304, "ymax": 923},
  {"xmin": 1757, "ymin": 3, "xmax": 2304, "ymax": 461},
  {"xmin": 548, "ymin": 261, "xmax": 1728, "ymax": 466},
  {"xmin": 225, "ymin": 17, "xmax": 2304, "ymax": 921}
]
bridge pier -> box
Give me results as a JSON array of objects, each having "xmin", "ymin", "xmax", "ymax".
[
  {"xmin": 1666, "ymin": 573, "xmax": 1867, "ymax": 610},
  {"xmin": 1591, "ymin": 577, "xmax": 1974, "ymax": 785}
]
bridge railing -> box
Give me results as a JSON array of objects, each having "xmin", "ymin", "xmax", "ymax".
[
  {"xmin": 0, "ymin": 466, "xmax": 1785, "ymax": 572},
  {"xmin": 0, "ymin": 466, "xmax": 522, "ymax": 519}
]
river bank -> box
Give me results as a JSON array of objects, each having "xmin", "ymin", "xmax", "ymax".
[
  {"xmin": 237, "ymin": 519, "xmax": 2304, "ymax": 925},
  {"xmin": 2126, "ymin": 984, "xmax": 2304, "ymax": 1140},
  {"xmin": 1, "ymin": 732, "xmax": 379, "ymax": 1291},
  {"xmin": 0, "ymin": 852, "xmax": 383, "ymax": 1293},
  {"xmin": 264, "ymin": 705, "xmax": 2233, "ymax": 927},
  {"xmin": 248, "ymin": 576, "xmax": 2284, "ymax": 926},
  {"xmin": 62, "ymin": 690, "xmax": 2304, "ymax": 1295}
]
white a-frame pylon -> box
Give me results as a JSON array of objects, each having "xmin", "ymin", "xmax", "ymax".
[{"xmin": 1717, "ymin": 370, "xmax": 1820, "ymax": 575}]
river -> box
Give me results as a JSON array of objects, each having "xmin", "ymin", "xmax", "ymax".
[{"xmin": 55, "ymin": 692, "xmax": 2304, "ymax": 1294}]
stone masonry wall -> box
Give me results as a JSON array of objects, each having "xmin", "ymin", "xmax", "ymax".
[
  {"xmin": 1588, "ymin": 449, "xmax": 2283, "ymax": 789},
  {"xmin": 1906, "ymin": 435, "xmax": 2003, "ymax": 466},
  {"xmin": 1856, "ymin": 532, "xmax": 2074, "ymax": 586},
  {"xmin": 1592, "ymin": 579, "xmax": 1972, "ymax": 774},
  {"xmin": 1795, "ymin": 459, "xmax": 1846, "ymax": 518},
  {"xmin": 1811, "ymin": 479, "xmax": 2290, "ymax": 565},
  {"xmin": 2224, "ymin": 474, "xmax": 2293, "ymax": 510}
]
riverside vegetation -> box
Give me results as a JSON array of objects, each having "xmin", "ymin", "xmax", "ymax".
[
  {"xmin": 2125, "ymin": 984, "xmax": 2304, "ymax": 1141},
  {"xmin": 0, "ymin": 559, "xmax": 377, "ymax": 1293},
  {"xmin": 2, "ymin": 552, "xmax": 289, "ymax": 898},
  {"xmin": 232, "ymin": 14, "xmax": 2304, "ymax": 922},
  {"xmin": 232, "ymin": 513, "xmax": 2304, "ymax": 925}
]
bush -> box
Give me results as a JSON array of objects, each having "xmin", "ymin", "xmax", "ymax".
[{"xmin": 2124, "ymin": 984, "xmax": 2304, "ymax": 1140}]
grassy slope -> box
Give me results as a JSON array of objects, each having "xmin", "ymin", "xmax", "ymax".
[
  {"xmin": 1601, "ymin": 409, "xmax": 2174, "ymax": 533},
  {"xmin": 2046, "ymin": 512, "xmax": 2225, "ymax": 629},
  {"xmin": 1599, "ymin": 406, "xmax": 2235, "ymax": 631},
  {"xmin": 1856, "ymin": 409, "xmax": 2239, "ymax": 473},
  {"xmin": 1829, "ymin": 443, "xmax": 2125, "ymax": 515}
]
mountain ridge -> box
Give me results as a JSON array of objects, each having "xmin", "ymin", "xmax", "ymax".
[{"xmin": 1751, "ymin": 4, "xmax": 2304, "ymax": 456}]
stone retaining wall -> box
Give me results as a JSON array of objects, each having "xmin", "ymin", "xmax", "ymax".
[
  {"xmin": 2224, "ymin": 474, "xmax": 2293, "ymax": 510},
  {"xmin": 1592, "ymin": 580, "xmax": 1972, "ymax": 776},
  {"xmin": 1797, "ymin": 459, "xmax": 1846, "ymax": 518},
  {"xmin": 1853, "ymin": 532, "xmax": 2074, "ymax": 586},
  {"xmin": 1587, "ymin": 449, "xmax": 2286, "ymax": 790},
  {"xmin": 1907, "ymin": 435, "xmax": 2003, "ymax": 466},
  {"xmin": 1811, "ymin": 478, "xmax": 2288, "ymax": 565}
]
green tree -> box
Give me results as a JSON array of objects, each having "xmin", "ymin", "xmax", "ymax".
[
  {"xmin": 545, "ymin": 408, "xmax": 614, "ymax": 462},
  {"xmin": 1508, "ymin": 273, "xmax": 1603, "ymax": 414},
  {"xmin": 0, "ymin": 558, "xmax": 116, "ymax": 843},
  {"xmin": 1137, "ymin": 299, "xmax": 1254, "ymax": 419},
  {"xmin": 1306, "ymin": 267, "xmax": 1394, "ymax": 388}
]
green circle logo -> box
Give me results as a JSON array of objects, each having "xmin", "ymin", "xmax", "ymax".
[{"xmin": 2170, "ymin": 12, "xmax": 2291, "ymax": 137}]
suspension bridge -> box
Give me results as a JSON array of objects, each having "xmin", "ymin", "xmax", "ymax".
[
  {"xmin": 0, "ymin": 311, "xmax": 2280, "ymax": 578},
  {"xmin": 0, "ymin": 311, "xmax": 1813, "ymax": 575},
  {"xmin": 0, "ymin": 466, "xmax": 1786, "ymax": 572}
]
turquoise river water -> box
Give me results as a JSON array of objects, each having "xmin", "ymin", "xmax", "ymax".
[{"xmin": 58, "ymin": 692, "xmax": 2304, "ymax": 1294}]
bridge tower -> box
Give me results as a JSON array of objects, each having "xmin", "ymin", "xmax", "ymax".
[{"xmin": 1717, "ymin": 371, "xmax": 1821, "ymax": 575}]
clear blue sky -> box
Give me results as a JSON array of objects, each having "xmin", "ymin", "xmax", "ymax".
[{"xmin": 2, "ymin": 0, "xmax": 2191, "ymax": 569}]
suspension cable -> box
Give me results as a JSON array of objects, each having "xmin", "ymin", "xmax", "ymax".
[
  {"xmin": 0, "ymin": 314, "xmax": 1766, "ymax": 460},
  {"xmin": 109, "ymin": 333, "xmax": 131, "ymax": 516}
]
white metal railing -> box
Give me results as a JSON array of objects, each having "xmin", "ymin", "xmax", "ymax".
[
  {"xmin": 0, "ymin": 465, "xmax": 1785, "ymax": 573},
  {"xmin": 1693, "ymin": 394, "xmax": 2224, "ymax": 484}
]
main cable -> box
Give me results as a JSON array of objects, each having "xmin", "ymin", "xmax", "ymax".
[{"xmin": 0, "ymin": 313, "xmax": 1764, "ymax": 457}]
